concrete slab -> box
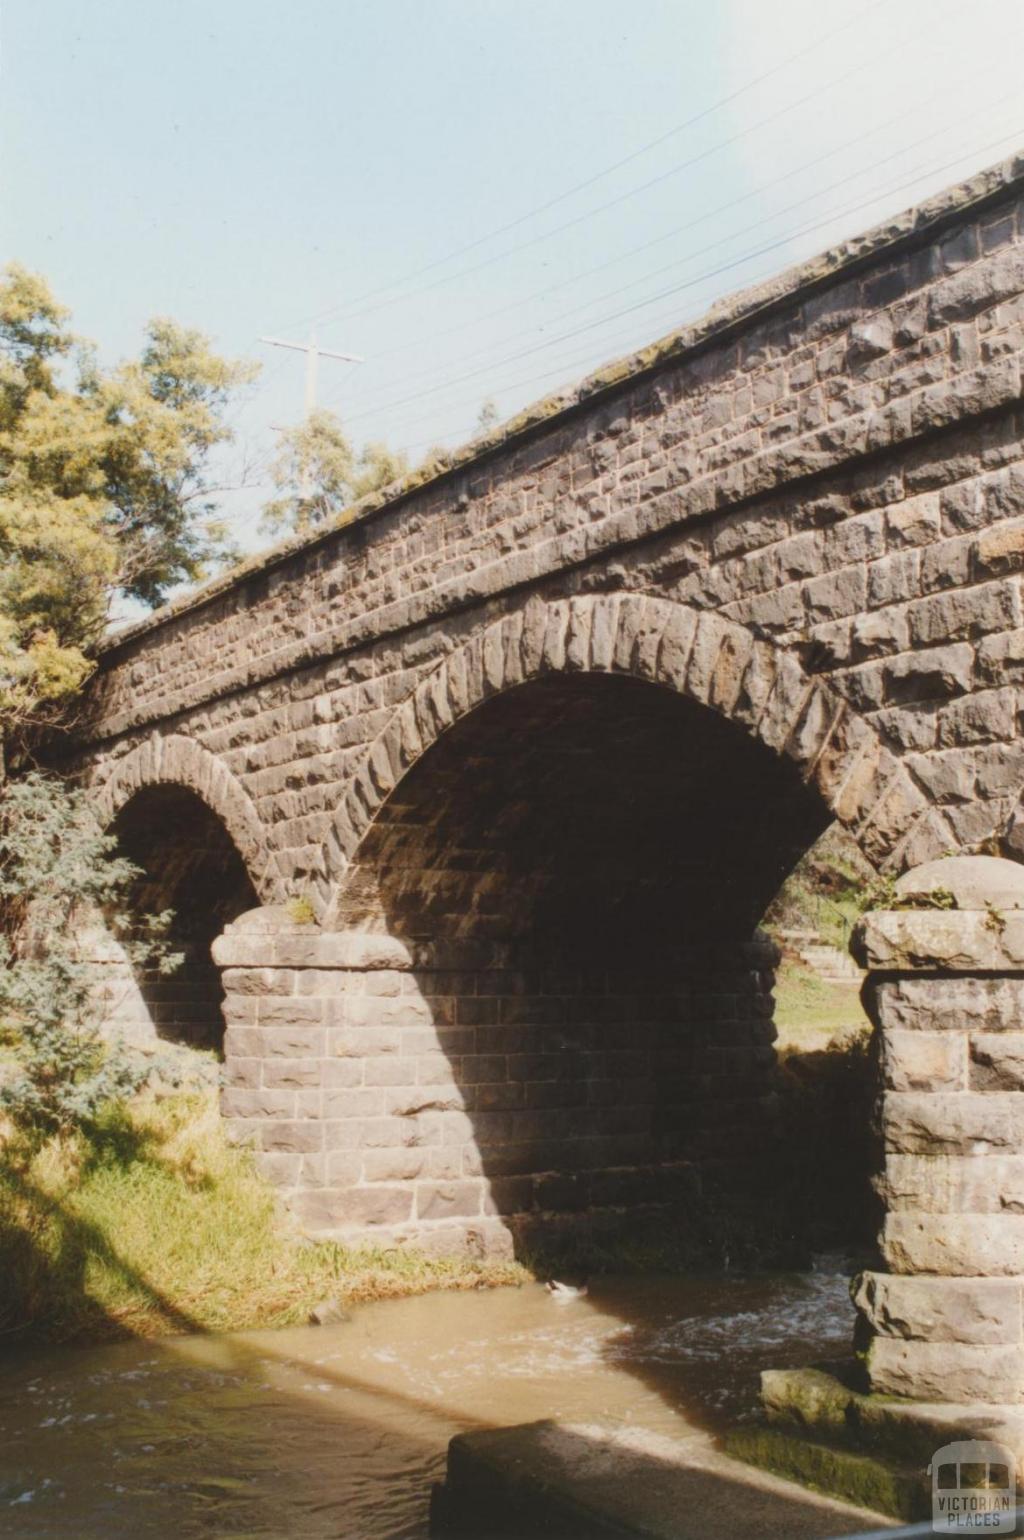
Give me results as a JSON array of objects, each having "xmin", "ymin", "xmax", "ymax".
[{"xmin": 431, "ymin": 1418, "xmax": 895, "ymax": 1538}]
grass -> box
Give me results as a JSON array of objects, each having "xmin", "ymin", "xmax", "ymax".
[
  {"xmin": 0, "ymin": 1086, "xmax": 529, "ymax": 1345},
  {"xmin": 772, "ymin": 958, "xmax": 871, "ymax": 1056}
]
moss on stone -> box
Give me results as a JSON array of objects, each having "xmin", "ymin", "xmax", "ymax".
[{"xmin": 726, "ymin": 1424, "xmax": 928, "ymax": 1522}]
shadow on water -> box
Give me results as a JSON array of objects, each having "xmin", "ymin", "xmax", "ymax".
[
  {"xmin": 0, "ymin": 1137, "xmax": 880, "ymax": 1539},
  {"xmin": 0, "ymin": 1271, "xmax": 878, "ymax": 1540}
]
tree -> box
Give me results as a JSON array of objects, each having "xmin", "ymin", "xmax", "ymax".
[
  {"xmin": 261, "ymin": 407, "xmax": 408, "ymax": 535},
  {"xmin": 0, "ymin": 263, "xmax": 256, "ymax": 757},
  {"xmin": 0, "ymin": 773, "xmax": 180, "ymax": 1136},
  {"xmin": 476, "ymin": 397, "xmax": 499, "ymax": 432}
]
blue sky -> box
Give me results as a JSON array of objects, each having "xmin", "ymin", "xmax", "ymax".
[{"xmin": 4, "ymin": 0, "xmax": 1024, "ymax": 554}]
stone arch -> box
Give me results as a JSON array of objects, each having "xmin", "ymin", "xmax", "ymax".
[
  {"xmin": 317, "ymin": 593, "xmax": 931, "ymax": 921},
  {"xmin": 91, "ymin": 733, "xmax": 280, "ymax": 903}
]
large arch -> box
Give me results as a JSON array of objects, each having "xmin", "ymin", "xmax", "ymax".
[
  {"xmin": 317, "ymin": 594, "xmax": 931, "ymax": 924},
  {"xmin": 267, "ymin": 602, "xmax": 907, "ymax": 1254}
]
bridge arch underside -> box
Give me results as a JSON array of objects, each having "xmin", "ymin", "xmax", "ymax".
[
  {"xmin": 108, "ymin": 786, "xmax": 260, "ymax": 1053},
  {"xmin": 299, "ymin": 672, "xmax": 835, "ymax": 1253}
]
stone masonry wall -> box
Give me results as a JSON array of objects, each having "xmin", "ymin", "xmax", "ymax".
[
  {"xmin": 56, "ymin": 156, "xmax": 1024, "ymax": 1255},
  {"xmin": 72, "ymin": 155, "xmax": 1024, "ymax": 910},
  {"xmin": 853, "ymin": 859, "xmax": 1024, "ymax": 1405},
  {"xmin": 215, "ymin": 917, "xmax": 777, "ymax": 1252}
]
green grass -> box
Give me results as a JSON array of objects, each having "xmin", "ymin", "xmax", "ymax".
[
  {"xmin": 772, "ymin": 959, "xmax": 871, "ymax": 1055},
  {"xmin": 0, "ymin": 1087, "xmax": 528, "ymax": 1345}
]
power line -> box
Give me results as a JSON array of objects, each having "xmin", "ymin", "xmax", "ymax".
[
  {"xmin": 227, "ymin": 114, "xmax": 1017, "ymax": 544},
  {"xmin": 273, "ymin": 1, "xmax": 888, "ymax": 337},
  {"xmin": 238, "ymin": 118, "xmax": 1022, "ymax": 516},
  {"xmin": 321, "ymin": 42, "xmax": 1019, "ymax": 399},
  {"xmin": 311, "ymin": 37, "xmax": 924, "ymax": 332},
  {"xmin": 363, "ymin": 126, "xmax": 1024, "ymax": 449},
  {"xmin": 244, "ymin": 0, "xmax": 979, "ymax": 446},
  {"xmin": 324, "ymin": 101, "xmax": 955, "ymax": 389},
  {"xmin": 334, "ymin": 115, "xmax": 1023, "ymax": 436},
  {"xmin": 325, "ymin": 89, "xmax": 1018, "ymax": 426}
]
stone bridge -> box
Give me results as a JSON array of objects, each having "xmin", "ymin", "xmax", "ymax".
[{"xmin": 65, "ymin": 158, "xmax": 1024, "ymax": 1405}]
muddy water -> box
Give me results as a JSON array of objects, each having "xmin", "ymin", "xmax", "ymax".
[{"xmin": 0, "ymin": 1270, "xmax": 854, "ymax": 1539}]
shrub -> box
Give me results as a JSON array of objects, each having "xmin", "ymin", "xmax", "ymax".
[{"xmin": 0, "ymin": 772, "xmax": 180, "ymax": 1135}]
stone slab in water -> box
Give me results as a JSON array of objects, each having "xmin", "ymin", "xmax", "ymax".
[{"xmin": 430, "ymin": 1418, "xmax": 893, "ymax": 1538}]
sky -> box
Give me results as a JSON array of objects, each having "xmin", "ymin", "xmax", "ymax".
[{"xmin": 4, "ymin": 0, "xmax": 1024, "ymax": 559}]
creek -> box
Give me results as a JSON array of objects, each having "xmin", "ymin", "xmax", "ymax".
[{"xmin": 0, "ymin": 1268, "xmax": 855, "ymax": 1539}]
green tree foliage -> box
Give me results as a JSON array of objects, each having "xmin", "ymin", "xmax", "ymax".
[
  {"xmin": 0, "ymin": 262, "xmax": 256, "ymax": 744},
  {"xmin": 0, "ymin": 773, "xmax": 180, "ymax": 1136},
  {"xmin": 262, "ymin": 407, "xmax": 408, "ymax": 535}
]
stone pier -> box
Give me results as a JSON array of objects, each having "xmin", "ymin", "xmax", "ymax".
[
  {"xmin": 60, "ymin": 154, "xmax": 1024, "ymax": 1417},
  {"xmin": 732, "ymin": 855, "xmax": 1024, "ymax": 1520},
  {"xmin": 855, "ymin": 853, "xmax": 1024, "ymax": 1407},
  {"xmin": 212, "ymin": 906, "xmax": 780, "ymax": 1254}
]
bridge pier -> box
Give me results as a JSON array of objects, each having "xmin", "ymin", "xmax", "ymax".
[
  {"xmin": 854, "ymin": 854, "xmax": 1024, "ymax": 1405},
  {"xmin": 211, "ymin": 906, "xmax": 781, "ymax": 1256},
  {"xmin": 733, "ymin": 855, "xmax": 1024, "ymax": 1516}
]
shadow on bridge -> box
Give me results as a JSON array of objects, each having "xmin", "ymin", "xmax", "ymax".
[{"xmin": 333, "ymin": 669, "xmax": 875, "ymax": 1272}]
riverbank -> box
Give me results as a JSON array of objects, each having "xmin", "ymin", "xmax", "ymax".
[{"xmin": 0, "ymin": 1085, "xmax": 528, "ymax": 1345}]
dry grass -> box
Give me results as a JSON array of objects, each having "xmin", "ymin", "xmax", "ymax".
[{"xmin": 0, "ymin": 1086, "xmax": 529, "ymax": 1344}]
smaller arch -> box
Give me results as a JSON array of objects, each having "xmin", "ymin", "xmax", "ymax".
[
  {"xmin": 91, "ymin": 733, "xmax": 280, "ymax": 903},
  {"xmin": 317, "ymin": 593, "xmax": 931, "ymax": 921}
]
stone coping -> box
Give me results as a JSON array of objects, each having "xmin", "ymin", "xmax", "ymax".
[
  {"xmin": 211, "ymin": 929, "xmax": 416, "ymax": 971},
  {"xmin": 895, "ymin": 856, "xmax": 1024, "ymax": 912},
  {"xmin": 97, "ymin": 150, "xmax": 1024, "ymax": 660},
  {"xmin": 854, "ymin": 911, "xmax": 1024, "ymax": 972}
]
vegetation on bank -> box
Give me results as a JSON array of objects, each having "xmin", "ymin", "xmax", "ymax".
[
  {"xmin": 0, "ymin": 1084, "xmax": 528, "ymax": 1345},
  {"xmin": 763, "ymin": 824, "xmax": 870, "ymax": 951}
]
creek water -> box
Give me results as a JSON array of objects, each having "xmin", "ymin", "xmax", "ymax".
[{"xmin": 0, "ymin": 1268, "xmax": 856, "ymax": 1539}]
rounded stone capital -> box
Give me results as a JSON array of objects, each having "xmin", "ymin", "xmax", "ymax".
[
  {"xmin": 853, "ymin": 857, "xmax": 1024, "ymax": 973},
  {"xmin": 896, "ymin": 856, "xmax": 1024, "ymax": 913}
]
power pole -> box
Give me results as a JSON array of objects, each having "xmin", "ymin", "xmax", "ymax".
[
  {"xmin": 260, "ymin": 331, "xmax": 365, "ymax": 503},
  {"xmin": 260, "ymin": 331, "xmax": 365, "ymax": 415}
]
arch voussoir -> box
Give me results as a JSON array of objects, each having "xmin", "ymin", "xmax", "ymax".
[
  {"xmin": 317, "ymin": 593, "xmax": 906, "ymax": 911},
  {"xmin": 92, "ymin": 733, "xmax": 279, "ymax": 902}
]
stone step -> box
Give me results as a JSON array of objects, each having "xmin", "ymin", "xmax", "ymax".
[
  {"xmin": 728, "ymin": 1365, "xmax": 1024, "ymax": 1526},
  {"xmin": 796, "ymin": 944, "xmax": 863, "ymax": 982},
  {"xmin": 725, "ymin": 1423, "xmax": 925, "ymax": 1523}
]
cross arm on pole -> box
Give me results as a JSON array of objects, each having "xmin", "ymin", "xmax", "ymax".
[
  {"xmin": 316, "ymin": 344, "xmax": 366, "ymax": 363},
  {"xmin": 259, "ymin": 335, "xmax": 308, "ymax": 353},
  {"xmin": 259, "ymin": 335, "xmax": 364, "ymax": 363}
]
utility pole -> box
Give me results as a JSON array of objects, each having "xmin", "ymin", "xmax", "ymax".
[
  {"xmin": 259, "ymin": 331, "xmax": 365, "ymax": 415},
  {"xmin": 260, "ymin": 331, "xmax": 365, "ymax": 504}
]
